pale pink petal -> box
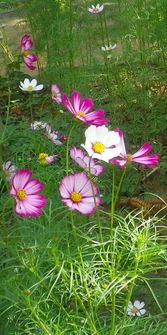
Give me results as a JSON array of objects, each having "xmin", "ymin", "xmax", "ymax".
[
  {"xmin": 70, "ymin": 147, "xmax": 85, "ymax": 161},
  {"xmin": 25, "ymin": 195, "xmax": 46, "ymax": 208},
  {"xmin": 60, "ymin": 174, "xmax": 74, "ymax": 194},
  {"xmin": 24, "ymin": 179, "xmax": 44, "ymax": 194},
  {"xmin": 77, "ymin": 196, "xmax": 101, "ymax": 214},
  {"xmin": 59, "ymin": 181, "xmax": 70, "ymax": 198},
  {"xmin": 45, "ymin": 155, "xmax": 57, "ymax": 164},
  {"xmin": 132, "ymin": 143, "xmax": 152, "ymax": 159},
  {"xmin": 73, "ymin": 172, "xmax": 88, "ymax": 193},
  {"xmin": 12, "ymin": 169, "xmax": 32, "ymax": 190},
  {"xmin": 15, "ymin": 200, "xmax": 42, "ymax": 217}
]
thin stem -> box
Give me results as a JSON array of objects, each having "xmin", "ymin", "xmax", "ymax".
[
  {"xmin": 110, "ymin": 165, "xmax": 115, "ymax": 240},
  {"xmin": 66, "ymin": 123, "xmax": 75, "ymax": 175},
  {"xmin": 29, "ymin": 94, "xmax": 33, "ymax": 123},
  {"xmin": 113, "ymin": 167, "xmax": 126, "ymax": 208},
  {"xmin": 1, "ymin": 87, "xmax": 11, "ymax": 145}
]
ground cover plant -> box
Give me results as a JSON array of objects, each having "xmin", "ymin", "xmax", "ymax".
[{"xmin": 0, "ymin": 0, "xmax": 167, "ymax": 334}]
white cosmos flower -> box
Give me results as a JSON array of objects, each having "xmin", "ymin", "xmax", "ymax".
[
  {"xmin": 101, "ymin": 44, "xmax": 117, "ymax": 52},
  {"xmin": 127, "ymin": 300, "xmax": 146, "ymax": 317},
  {"xmin": 81, "ymin": 125, "xmax": 121, "ymax": 163},
  {"xmin": 2, "ymin": 160, "xmax": 17, "ymax": 181},
  {"xmin": 30, "ymin": 121, "xmax": 51, "ymax": 131},
  {"xmin": 19, "ymin": 78, "xmax": 43, "ymax": 92},
  {"xmin": 88, "ymin": 4, "xmax": 104, "ymax": 14}
]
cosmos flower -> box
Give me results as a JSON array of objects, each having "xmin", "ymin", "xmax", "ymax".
[
  {"xmin": 59, "ymin": 172, "xmax": 101, "ymax": 215},
  {"xmin": 2, "ymin": 160, "xmax": 17, "ymax": 181},
  {"xmin": 51, "ymin": 84, "xmax": 62, "ymax": 104},
  {"xmin": 88, "ymin": 4, "xmax": 104, "ymax": 14},
  {"xmin": 127, "ymin": 300, "xmax": 146, "ymax": 317},
  {"xmin": 46, "ymin": 128, "xmax": 64, "ymax": 145},
  {"xmin": 81, "ymin": 125, "xmax": 121, "ymax": 163},
  {"xmin": 30, "ymin": 121, "xmax": 51, "ymax": 132},
  {"xmin": 111, "ymin": 129, "xmax": 159, "ymax": 168},
  {"xmin": 20, "ymin": 35, "xmax": 37, "ymax": 70},
  {"xmin": 101, "ymin": 44, "xmax": 117, "ymax": 52},
  {"xmin": 10, "ymin": 169, "xmax": 46, "ymax": 217},
  {"xmin": 38, "ymin": 153, "xmax": 57, "ymax": 165},
  {"xmin": 63, "ymin": 91, "xmax": 109, "ymax": 125},
  {"xmin": 19, "ymin": 78, "xmax": 43, "ymax": 92},
  {"xmin": 70, "ymin": 147, "xmax": 104, "ymax": 176}
]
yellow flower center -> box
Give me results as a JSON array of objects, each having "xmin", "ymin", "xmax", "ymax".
[
  {"xmin": 16, "ymin": 189, "xmax": 26, "ymax": 200},
  {"xmin": 27, "ymin": 85, "xmax": 33, "ymax": 91},
  {"xmin": 77, "ymin": 111, "xmax": 85, "ymax": 117},
  {"xmin": 22, "ymin": 50, "xmax": 30, "ymax": 57},
  {"xmin": 126, "ymin": 154, "xmax": 132, "ymax": 163},
  {"xmin": 53, "ymin": 92, "xmax": 58, "ymax": 97},
  {"xmin": 93, "ymin": 142, "xmax": 105, "ymax": 154},
  {"xmin": 71, "ymin": 192, "xmax": 82, "ymax": 203},
  {"xmin": 38, "ymin": 153, "xmax": 48, "ymax": 165},
  {"xmin": 131, "ymin": 307, "xmax": 138, "ymax": 314}
]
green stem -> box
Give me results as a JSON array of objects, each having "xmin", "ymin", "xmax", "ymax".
[
  {"xmin": 113, "ymin": 167, "xmax": 126, "ymax": 208},
  {"xmin": 29, "ymin": 94, "xmax": 33, "ymax": 123},
  {"xmin": 66, "ymin": 123, "xmax": 75, "ymax": 175},
  {"xmin": 110, "ymin": 165, "xmax": 115, "ymax": 240}
]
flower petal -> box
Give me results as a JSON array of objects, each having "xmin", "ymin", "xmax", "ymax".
[
  {"xmin": 132, "ymin": 143, "xmax": 152, "ymax": 159},
  {"xmin": 24, "ymin": 179, "xmax": 44, "ymax": 194},
  {"xmin": 12, "ymin": 169, "xmax": 32, "ymax": 190}
]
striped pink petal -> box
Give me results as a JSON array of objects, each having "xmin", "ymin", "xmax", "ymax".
[
  {"xmin": 12, "ymin": 169, "xmax": 32, "ymax": 190},
  {"xmin": 24, "ymin": 179, "xmax": 44, "ymax": 194},
  {"xmin": 132, "ymin": 143, "xmax": 152, "ymax": 159},
  {"xmin": 132, "ymin": 155, "xmax": 159, "ymax": 166}
]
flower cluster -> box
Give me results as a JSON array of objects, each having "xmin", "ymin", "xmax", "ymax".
[{"xmin": 20, "ymin": 35, "xmax": 37, "ymax": 70}]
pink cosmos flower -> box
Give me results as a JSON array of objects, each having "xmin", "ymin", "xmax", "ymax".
[
  {"xmin": 38, "ymin": 153, "xmax": 57, "ymax": 165},
  {"xmin": 70, "ymin": 147, "xmax": 104, "ymax": 176},
  {"xmin": 10, "ymin": 169, "xmax": 46, "ymax": 217},
  {"xmin": 59, "ymin": 172, "xmax": 101, "ymax": 215},
  {"xmin": 20, "ymin": 35, "xmax": 37, "ymax": 70},
  {"xmin": 88, "ymin": 4, "xmax": 104, "ymax": 14},
  {"xmin": 62, "ymin": 91, "xmax": 109, "ymax": 126},
  {"xmin": 111, "ymin": 129, "xmax": 159, "ymax": 168},
  {"xmin": 51, "ymin": 84, "xmax": 62, "ymax": 104}
]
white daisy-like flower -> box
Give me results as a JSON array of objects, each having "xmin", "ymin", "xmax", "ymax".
[
  {"xmin": 2, "ymin": 160, "xmax": 17, "ymax": 181},
  {"xmin": 101, "ymin": 44, "xmax": 117, "ymax": 52},
  {"xmin": 81, "ymin": 125, "xmax": 121, "ymax": 163},
  {"xmin": 30, "ymin": 121, "xmax": 51, "ymax": 132},
  {"xmin": 127, "ymin": 300, "xmax": 146, "ymax": 317},
  {"xmin": 19, "ymin": 78, "xmax": 43, "ymax": 92},
  {"xmin": 88, "ymin": 4, "xmax": 104, "ymax": 14}
]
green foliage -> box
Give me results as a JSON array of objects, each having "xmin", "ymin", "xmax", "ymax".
[{"xmin": 0, "ymin": 0, "xmax": 167, "ymax": 334}]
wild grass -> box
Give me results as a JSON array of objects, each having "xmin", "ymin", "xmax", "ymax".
[{"xmin": 0, "ymin": 0, "xmax": 167, "ymax": 334}]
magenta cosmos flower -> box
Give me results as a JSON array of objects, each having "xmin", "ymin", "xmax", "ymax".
[
  {"xmin": 111, "ymin": 129, "xmax": 159, "ymax": 168},
  {"xmin": 51, "ymin": 84, "xmax": 62, "ymax": 104},
  {"xmin": 10, "ymin": 169, "xmax": 46, "ymax": 217},
  {"xmin": 59, "ymin": 172, "xmax": 101, "ymax": 215},
  {"xmin": 20, "ymin": 35, "xmax": 37, "ymax": 70},
  {"xmin": 70, "ymin": 147, "xmax": 104, "ymax": 176},
  {"xmin": 63, "ymin": 91, "xmax": 109, "ymax": 125}
]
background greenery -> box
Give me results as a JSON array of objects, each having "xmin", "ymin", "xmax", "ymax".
[{"xmin": 0, "ymin": 0, "xmax": 167, "ymax": 334}]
